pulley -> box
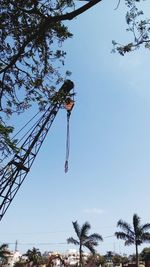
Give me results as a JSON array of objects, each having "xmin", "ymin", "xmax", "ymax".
[{"xmin": 64, "ymin": 97, "xmax": 74, "ymax": 112}]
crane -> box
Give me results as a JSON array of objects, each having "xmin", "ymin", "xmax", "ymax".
[{"xmin": 0, "ymin": 80, "xmax": 75, "ymax": 221}]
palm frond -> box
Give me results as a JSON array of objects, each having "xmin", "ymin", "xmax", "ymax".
[
  {"xmin": 133, "ymin": 214, "xmax": 141, "ymax": 231},
  {"xmin": 72, "ymin": 221, "xmax": 81, "ymax": 238},
  {"xmin": 81, "ymin": 221, "xmax": 91, "ymax": 237},
  {"xmin": 84, "ymin": 241, "xmax": 96, "ymax": 254},
  {"xmin": 141, "ymin": 232, "xmax": 150, "ymax": 242},
  {"xmin": 87, "ymin": 233, "xmax": 103, "ymax": 242},
  {"xmin": 116, "ymin": 214, "xmax": 150, "ymax": 249},
  {"xmin": 141, "ymin": 223, "xmax": 150, "ymax": 232},
  {"xmin": 67, "ymin": 237, "xmax": 79, "ymax": 246},
  {"xmin": 117, "ymin": 220, "xmax": 133, "ymax": 234},
  {"xmin": 115, "ymin": 231, "xmax": 134, "ymax": 244},
  {"xmin": 87, "ymin": 240, "xmax": 98, "ymax": 246},
  {"xmin": 125, "ymin": 239, "xmax": 135, "ymax": 246}
]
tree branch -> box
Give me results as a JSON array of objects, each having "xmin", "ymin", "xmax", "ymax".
[
  {"xmin": 49, "ymin": 0, "xmax": 102, "ymax": 21},
  {"xmin": 0, "ymin": 0, "xmax": 102, "ymax": 75}
]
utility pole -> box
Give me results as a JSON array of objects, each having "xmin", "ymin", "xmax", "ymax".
[{"xmin": 15, "ymin": 240, "xmax": 18, "ymax": 251}]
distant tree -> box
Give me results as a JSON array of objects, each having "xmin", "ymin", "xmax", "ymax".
[
  {"xmin": 141, "ymin": 247, "xmax": 150, "ymax": 262},
  {"xmin": 40, "ymin": 253, "xmax": 49, "ymax": 265},
  {"xmin": 14, "ymin": 252, "xmax": 48, "ymax": 267},
  {"xmin": 121, "ymin": 255, "xmax": 129, "ymax": 265},
  {"xmin": 0, "ymin": 244, "xmax": 11, "ymax": 266},
  {"xmin": 115, "ymin": 214, "xmax": 150, "ymax": 267},
  {"xmin": 104, "ymin": 252, "xmax": 128, "ymax": 266},
  {"xmin": 0, "ymin": 0, "xmax": 150, "ymax": 155},
  {"xmin": 14, "ymin": 257, "xmax": 27, "ymax": 267},
  {"xmin": 86, "ymin": 253, "xmax": 105, "ymax": 267},
  {"xmin": 105, "ymin": 251, "xmax": 114, "ymax": 262},
  {"xmin": 128, "ymin": 254, "xmax": 141, "ymax": 263},
  {"xmin": 97, "ymin": 254, "xmax": 106, "ymax": 266},
  {"xmin": 67, "ymin": 220, "xmax": 103, "ymax": 267},
  {"xmin": 112, "ymin": 253, "xmax": 122, "ymax": 265},
  {"xmin": 24, "ymin": 247, "xmax": 42, "ymax": 266}
]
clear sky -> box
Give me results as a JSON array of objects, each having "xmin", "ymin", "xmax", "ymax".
[{"xmin": 1, "ymin": 0, "xmax": 150, "ymax": 257}]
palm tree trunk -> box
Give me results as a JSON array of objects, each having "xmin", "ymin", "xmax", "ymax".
[
  {"xmin": 135, "ymin": 243, "xmax": 139, "ymax": 267},
  {"xmin": 79, "ymin": 244, "xmax": 82, "ymax": 267}
]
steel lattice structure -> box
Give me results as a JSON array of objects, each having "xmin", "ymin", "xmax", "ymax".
[{"xmin": 0, "ymin": 80, "xmax": 74, "ymax": 221}]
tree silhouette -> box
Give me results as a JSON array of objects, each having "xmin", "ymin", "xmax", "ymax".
[
  {"xmin": 67, "ymin": 220, "xmax": 103, "ymax": 267},
  {"xmin": 115, "ymin": 214, "xmax": 150, "ymax": 267}
]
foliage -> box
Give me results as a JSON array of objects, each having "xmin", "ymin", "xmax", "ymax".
[
  {"xmin": 104, "ymin": 252, "xmax": 129, "ymax": 265},
  {"xmin": 0, "ymin": 121, "xmax": 18, "ymax": 157},
  {"xmin": 24, "ymin": 247, "xmax": 42, "ymax": 265},
  {"xmin": 39, "ymin": 254, "xmax": 49, "ymax": 265},
  {"xmin": 104, "ymin": 251, "xmax": 114, "ymax": 262},
  {"xmin": 0, "ymin": 0, "xmax": 103, "ymax": 156},
  {"xmin": 115, "ymin": 214, "xmax": 150, "ymax": 267},
  {"xmin": 0, "ymin": 0, "xmax": 101, "ymax": 113},
  {"xmin": 67, "ymin": 220, "xmax": 103, "ymax": 267},
  {"xmin": 128, "ymin": 253, "xmax": 140, "ymax": 262},
  {"xmin": 0, "ymin": 0, "xmax": 75, "ymax": 156},
  {"xmin": 112, "ymin": 0, "xmax": 150, "ymax": 55},
  {"xmin": 14, "ymin": 258, "xmax": 27, "ymax": 267},
  {"xmin": 86, "ymin": 253, "xmax": 105, "ymax": 267},
  {"xmin": 14, "ymin": 252, "xmax": 49, "ymax": 267},
  {"xmin": 141, "ymin": 247, "xmax": 150, "ymax": 262},
  {"xmin": 0, "ymin": 244, "xmax": 11, "ymax": 265},
  {"xmin": 1, "ymin": 0, "xmax": 150, "ymax": 155},
  {"xmin": 121, "ymin": 255, "xmax": 129, "ymax": 264},
  {"xmin": 0, "ymin": 0, "xmax": 74, "ymax": 113},
  {"xmin": 112, "ymin": 253, "xmax": 123, "ymax": 264}
]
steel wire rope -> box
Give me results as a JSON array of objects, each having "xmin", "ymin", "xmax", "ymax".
[
  {"xmin": 64, "ymin": 112, "xmax": 70, "ymax": 173},
  {"xmin": 64, "ymin": 87, "xmax": 75, "ymax": 173},
  {"xmin": 15, "ymin": 112, "xmax": 44, "ymax": 146},
  {"xmin": 11, "ymin": 110, "xmax": 41, "ymax": 141},
  {"xmin": 0, "ymin": 110, "xmax": 43, "ymax": 165}
]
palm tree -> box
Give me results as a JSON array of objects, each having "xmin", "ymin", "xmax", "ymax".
[
  {"xmin": 67, "ymin": 220, "xmax": 103, "ymax": 267},
  {"xmin": 115, "ymin": 214, "xmax": 150, "ymax": 267}
]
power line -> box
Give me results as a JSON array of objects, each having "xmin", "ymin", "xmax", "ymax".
[
  {"xmin": 0, "ymin": 242, "xmax": 68, "ymax": 246},
  {"xmin": 104, "ymin": 235, "xmax": 115, "ymax": 238},
  {"xmin": 0, "ymin": 235, "xmax": 115, "ymax": 247}
]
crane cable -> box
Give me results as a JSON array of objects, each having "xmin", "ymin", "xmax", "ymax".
[
  {"xmin": 0, "ymin": 110, "xmax": 41, "ymax": 164},
  {"xmin": 65, "ymin": 110, "xmax": 71, "ymax": 173},
  {"xmin": 64, "ymin": 94, "xmax": 75, "ymax": 173},
  {"xmin": 12, "ymin": 110, "xmax": 41, "ymax": 143}
]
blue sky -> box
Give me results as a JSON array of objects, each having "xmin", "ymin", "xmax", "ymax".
[{"xmin": 1, "ymin": 0, "xmax": 150, "ymax": 256}]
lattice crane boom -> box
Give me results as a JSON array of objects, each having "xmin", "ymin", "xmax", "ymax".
[{"xmin": 0, "ymin": 80, "xmax": 74, "ymax": 221}]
